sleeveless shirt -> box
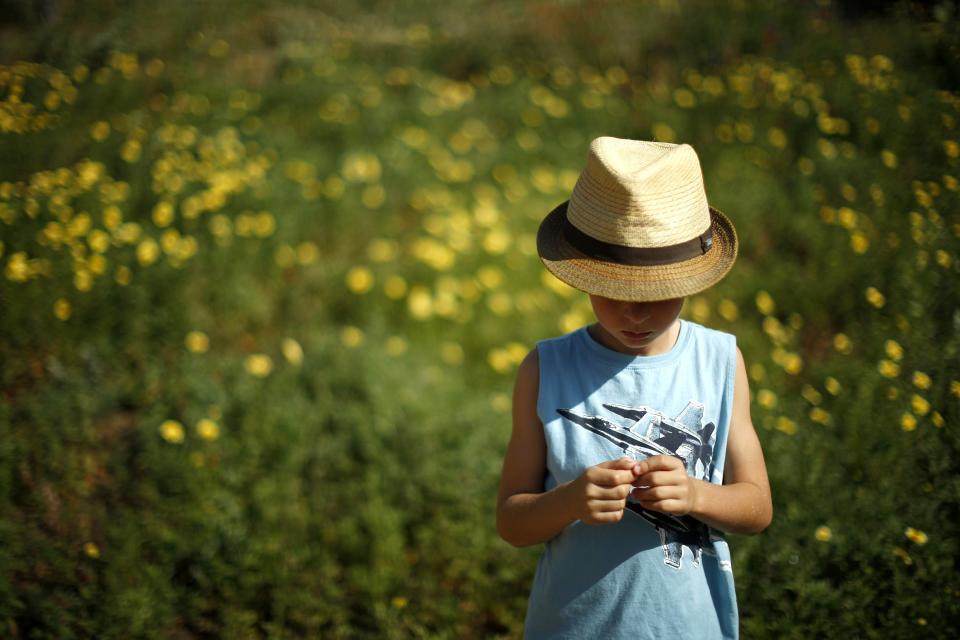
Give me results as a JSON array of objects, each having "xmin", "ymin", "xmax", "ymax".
[{"xmin": 524, "ymin": 320, "xmax": 739, "ymax": 639}]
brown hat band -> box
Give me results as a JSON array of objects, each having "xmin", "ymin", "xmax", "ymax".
[{"xmin": 561, "ymin": 215, "xmax": 714, "ymax": 266}]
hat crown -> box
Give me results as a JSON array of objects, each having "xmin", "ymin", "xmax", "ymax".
[{"xmin": 567, "ymin": 137, "xmax": 711, "ymax": 248}]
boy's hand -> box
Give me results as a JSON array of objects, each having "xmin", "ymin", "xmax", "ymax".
[
  {"xmin": 631, "ymin": 455, "xmax": 698, "ymax": 516},
  {"xmin": 563, "ymin": 457, "xmax": 640, "ymax": 525}
]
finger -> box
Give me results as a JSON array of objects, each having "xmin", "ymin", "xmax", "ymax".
[
  {"xmin": 636, "ymin": 455, "xmax": 684, "ymax": 475},
  {"xmin": 632, "ymin": 485, "xmax": 681, "ymax": 503},
  {"xmin": 596, "ymin": 457, "xmax": 640, "ymax": 471},
  {"xmin": 591, "ymin": 498, "xmax": 628, "ymax": 513},
  {"xmin": 588, "ymin": 510, "xmax": 625, "ymax": 525},
  {"xmin": 587, "ymin": 484, "xmax": 633, "ymax": 501},
  {"xmin": 590, "ymin": 467, "xmax": 640, "ymax": 487},
  {"xmin": 635, "ymin": 470, "xmax": 683, "ymax": 488}
]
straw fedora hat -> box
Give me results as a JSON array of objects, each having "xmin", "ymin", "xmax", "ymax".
[{"xmin": 537, "ymin": 136, "xmax": 737, "ymax": 301}]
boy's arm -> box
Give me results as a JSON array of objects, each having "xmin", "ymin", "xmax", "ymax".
[
  {"xmin": 632, "ymin": 347, "xmax": 773, "ymax": 535},
  {"xmin": 496, "ymin": 349, "xmax": 640, "ymax": 547}
]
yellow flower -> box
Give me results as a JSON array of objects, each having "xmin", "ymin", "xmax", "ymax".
[
  {"xmin": 824, "ymin": 377, "xmax": 842, "ymax": 395},
  {"xmin": 441, "ymin": 342, "xmax": 464, "ymax": 366},
  {"xmin": 945, "ymin": 140, "xmax": 959, "ymax": 159},
  {"xmin": 892, "ymin": 547, "xmax": 913, "ymax": 565},
  {"xmin": 407, "ymin": 286, "xmax": 433, "ymax": 320},
  {"xmin": 185, "ymin": 331, "xmax": 209, "ymax": 353},
  {"xmin": 490, "ymin": 393, "xmax": 511, "ymax": 413},
  {"xmin": 878, "ymin": 359, "xmax": 900, "ymax": 378},
  {"xmin": 782, "ymin": 353, "xmax": 803, "ymax": 375},
  {"xmin": 718, "ymin": 299, "xmax": 739, "ymax": 322},
  {"xmin": 340, "ymin": 326, "xmax": 364, "ymax": 348},
  {"xmin": 865, "ymin": 286, "xmax": 886, "ymax": 308},
  {"xmin": 651, "ymin": 122, "xmax": 675, "ymax": 143},
  {"xmin": 296, "ymin": 242, "xmax": 319, "ymax": 265},
  {"xmin": 833, "ymin": 333, "xmax": 853, "ymax": 354},
  {"xmin": 208, "ymin": 39, "xmax": 230, "ymax": 57},
  {"xmin": 74, "ymin": 271, "xmax": 93, "ymax": 292},
  {"xmin": 542, "ymin": 271, "xmax": 577, "ymax": 298},
  {"xmin": 282, "ymin": 337, "xmax": 303, "ymax": 366},
  {"xmin": 53, "ymin": 298, "xmax": 71, "ymax": 320},
  {"xmin": 884, "ymin": 339, "xmax": 904, "ymax": 361},
  {"xmin": 137, "ymin": 238, "xmax": 159, "ymax": 266},
  {"xmin": 673, "ymin": 88, "xmax": 696, "ymax": 108},
  {"xmin": 689, "ymin": 297, "xmax": 711, "ymax": 323},
  {"xmin": 88, "ymin": 229, "xmax": 111, "ymax": 253},
  {"xmin": 385, "ymin": 336, "xmax": 408, "ymax": 356},
  {"xmin": 383, "ymin": 275, "xmax": 408, "ymax": 300},
  {"xmin": 367, "ymin": 238, "xmax": 399, "ymax": 262},
  {"xmin": 911, "ymin": 395, "xmax": 930, "ymax": 416},
  {"xmin": 90, "ymin": 121, "xmax": 110, "ymax": 141},
  {"xmin": 952, "ymin": 380, "xmax": 960, "ymax": 397},
  {"xmin": 775, "ymin": 417, "xmax": 797, "ymax": 435},
  {"xmin": 905, "ymin": 527, "xmax": 928, "ymax": 545},
  {"xmin": 391, "ymin": 596, "xmax": 408, "ymax": 609},
  {"xmin": 801, "ymin": 385, "xmax": 822, "ymax": 405},
  {"xmin": 767, "ymin": 127, "xmax": 787, "ymax": 149},
  {"xmin": 487, "ymin": 292, "xmax": 513, "ymax": 316},
  {"xmin": 809, "ymin": 408, "xmax": 831, "ymax": 425},
  {"xmin": 196, "ymin": 418, "xmax": 220, "ymax": 441},
  {"xmin": 837, "ymin": 207, "xmax": 857, "ymax": 229},
  {"xmin": 932, "ymin": 411, "xmax": 944, "ymax": 428},
  {"xmin": 151, "ymin": 202, "xmax": 173, "ymax": 227},
  {"xmin": 850, "ymin": 232, "xmax": 869, "ymax": 254},
  {"xmin": 755, "ymin": 290, "xmax": 775, "ymax": 315},
  {"xmin": 244, "ymin": 354, "xmax": 273, "ymax": 377},
  {"xmin": 881, "ymin": 150, "xmax": 897, "ymax": 168},
  {"xmin": 159, "ymin": 419, "xmax": 185, "ymax": 443},
  {"xmin": 121, "ymin": 139, "xmax": 142, "ymax": 163},
  {"xmin": 487, "ymin": 348, "xmax": 513, "ymax": 374},
  {"xmin": 83, "ymin": 542, "xmax": 100, "ymax": 558},
  {"xmin": 342, "ymin": 152, "xmax": 381, "ymax": 182},
  {"xmin": 477, "ymin": 266, "xmax": 504, "ymax": 289},
  {"xmin": 815, "ymin": 526, "xmax": 832, "ymax": 542},
  {"xmin": 115, "ymin": 265, "xmax": 132, "ymax": 286},
  {"xmin": 901, "ymin": 412, "xmax": 917, "ymax": 432},
  {"xmin": 345, "ymin": 266, "xmax": 374, "ymax": 294},
  {"xmin": 5, "ymin": 252, "xmax": 30, "ymax": 282},
  {"xmin": 361, "ymin": 184, "xmax": 386, "ymax": 208},
  {"xmin": 756, "ymin": 389, "xmax": 777, "ymax": 409},
  {"xmin": 912, "ymin": 371, "xmax": 931, "ymax": 389}
]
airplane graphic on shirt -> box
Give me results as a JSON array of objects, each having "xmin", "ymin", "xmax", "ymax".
[{"xmin": 557, "ymin": 400, "xmax": 716, "ymax": 569}]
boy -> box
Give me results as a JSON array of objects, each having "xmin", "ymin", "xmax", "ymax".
[{"xmin": 496, "ymin": 137, "xmax": 772, "ymax": 639}]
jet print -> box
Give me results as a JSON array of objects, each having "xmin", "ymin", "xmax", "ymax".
[{"xmin": 557, "ymin": 401, "xmax": 716, "ymax": 569}]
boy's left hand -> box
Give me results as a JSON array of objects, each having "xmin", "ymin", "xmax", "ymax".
[{"xmin": 631, "ymin": 455, "xmax": 698, "ymax": 516}]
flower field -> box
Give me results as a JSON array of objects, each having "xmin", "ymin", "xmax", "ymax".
[{"xmin": 1, "ymin": 1, "xmax": 958, "ymax": 637}]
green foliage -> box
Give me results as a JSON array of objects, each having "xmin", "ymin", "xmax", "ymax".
[{"xmin": 1, "ymin": 0, "xmax": 959, "ymax": 637}]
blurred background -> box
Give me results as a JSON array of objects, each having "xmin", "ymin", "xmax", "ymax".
[{"xmin": 1, "ymin": 0, "xmax": 958, "ymax": 637}]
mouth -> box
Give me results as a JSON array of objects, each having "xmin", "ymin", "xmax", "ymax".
[{"xmin": 622, "ymin": 330, "xmax": 653, "ymax": 341}]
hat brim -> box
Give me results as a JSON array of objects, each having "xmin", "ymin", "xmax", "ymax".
[{"xmin": 537, "ymin": 201, "xmax": 738, "ymax": 302}]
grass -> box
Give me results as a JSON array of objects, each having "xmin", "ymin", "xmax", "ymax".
[{"xmin": 1, "ymin": 1, "xmax": 959, "ymax": 637}]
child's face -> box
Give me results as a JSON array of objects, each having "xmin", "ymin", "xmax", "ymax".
[{"xmin": 587, "ymin": 295, "xmax": 685, "ymax": 356}]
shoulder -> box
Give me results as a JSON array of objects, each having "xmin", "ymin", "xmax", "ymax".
[
  {"xmin": 684, "ymin": 319, "xmax": 736, "ymax": 343},
  {"xmin": 515, "ymin": 328, "xmax": 581, "ymax": 396},
  {"xmin": 683, "ymin": 320, "xmax": 738, "ymax": 358},
  {"xmin": 516, "ymin": 347, "xmax": 540, "ymax": 385}
]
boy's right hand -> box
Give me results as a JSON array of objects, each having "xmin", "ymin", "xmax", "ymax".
[{"xmin": 562, "ymin": 457, "xmax": 640, "ymax": 525}]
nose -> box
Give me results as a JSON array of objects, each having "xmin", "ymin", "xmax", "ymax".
[{"xmin": 624, "ymin": 302, "xmax": 649, "ymax": 323}]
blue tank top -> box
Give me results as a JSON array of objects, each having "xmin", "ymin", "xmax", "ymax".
[{"xmin": 525, "ymin": 320, "xmax": 739, "ymax": 639}]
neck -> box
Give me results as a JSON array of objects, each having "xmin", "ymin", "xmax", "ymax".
[{"xmin": 588, "ymin": 319, "xmax": 681, "ymax": 357}]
